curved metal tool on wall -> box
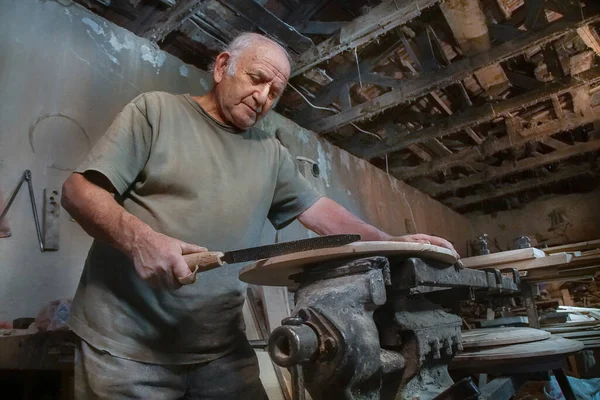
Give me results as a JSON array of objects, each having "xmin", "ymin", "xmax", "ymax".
[{"xmin": 0, "ymin": 170, "xmax": 59, "ymax": 251}]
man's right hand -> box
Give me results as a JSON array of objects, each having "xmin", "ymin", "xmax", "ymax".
[
  {"xmin": 128, "ymin": 229, "xmax": 207, "ymax": 290},
  {"xmin": 61, "ymin": 173, "xmax": 207, "ymax": 290}
]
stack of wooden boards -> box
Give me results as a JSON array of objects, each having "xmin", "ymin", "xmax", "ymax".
[
  {"xmin": 461, "ymin": 239, "xmax": 600, "ymax": 282},
  {"xmin": 542, "ymin": 306, "xmax": 600, "ymax": 350}
]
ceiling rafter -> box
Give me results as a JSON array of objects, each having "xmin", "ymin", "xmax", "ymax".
[
  {"xmin": 295, "ymin": 21, "xmax": 347, "ymax": 36},
  {"xmin": 445, "ymin": 164, "xmax": 595, "ymax": 209},
  {"xmin": 291, "ymin": 0, "xmax": 441, "ymax": 77},
  {"xmin": 178, "ymin": 19, "xmax": 226, "ymax": 52},
  {"xmin": 356, "ymin": 67, "xmax": 600, "ymax": 160},
  {"xmin": 219, "ymin": 0, "xmax": 314, "ymax": 54},
  {"xmin": 138, "ymin": 0, "xmax": 206, "ymax": 42},
  {"xmin": 392, "ymin": 105, "xmax": 600, "ymax": 180},
  {"xmin": 306, "ymin": 14, "xmax": 600, "ymax": 134},
  {"xmin": 414, "ymin": 138, "xmax": 600, "ymax": 196}
]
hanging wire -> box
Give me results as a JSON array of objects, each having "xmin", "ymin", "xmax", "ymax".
[
  {"xmin": 291, "ymin": 83, "xmax": 415, "ymax": 228},
  {"xmin": 351, "ymin": 123, "xmax": 383, "ymax": 141},
  {"xmin": 288, "ymin": 83, "xmax": 383, "ymax": 141},
  {"xmin": 354, "ymin": 48, "xmax": 363, "ymax": 89},
  {"xmin": 288, "ymin": 84, "xmax": 337, "ymax": 113}
]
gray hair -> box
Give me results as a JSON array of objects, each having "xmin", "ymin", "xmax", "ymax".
[{"xmin": 210, "ymin": 32, "xmax": 292, "ymax": 76}]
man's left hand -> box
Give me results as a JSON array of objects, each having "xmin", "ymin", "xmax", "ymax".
[{"xmin": 391, "ymin": 234, "xmax": 459, "ymax": 259}]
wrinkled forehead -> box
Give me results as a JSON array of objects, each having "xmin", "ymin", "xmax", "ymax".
[{"xmin": 237, "ymin": 42, "xmax": 291, "ymax": 82}]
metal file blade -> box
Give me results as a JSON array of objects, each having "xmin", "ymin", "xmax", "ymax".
[{"xmin": 221, "ymin": 234, "xmax": 361, "ymax": 264}]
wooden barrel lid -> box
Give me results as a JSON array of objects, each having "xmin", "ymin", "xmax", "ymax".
[
  {"xmin": 239, "ymin": 241, "xmax": 457, "ymax": 287},
  {"xmin": 461, "ymin": 327, "xmax": 551, "ymax": 349},
  {"xmin": 452, "ymin": 336, "xmax": 583, "ymax": 366}
]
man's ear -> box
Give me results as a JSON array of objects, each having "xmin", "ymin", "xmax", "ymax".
[{"xmin": 213, "ymin": 52, "xmax": 231, "ymax": 84}]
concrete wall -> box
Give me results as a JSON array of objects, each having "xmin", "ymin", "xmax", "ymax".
[
  {"xmin": 469, "ymin": 188, "xmax": 600, "ymax": 251},
  {"xmin": 0, "ymin": 0, "xmax": 472, "ymax": 321}
]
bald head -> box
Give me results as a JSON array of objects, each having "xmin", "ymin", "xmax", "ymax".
[
  {"xmin": 208, "ymin": 33, "xmax": 291, "ymax": 130},
  {"xmin": 220, "ymin": 33, "xmax": 292, "ymax": 77}
]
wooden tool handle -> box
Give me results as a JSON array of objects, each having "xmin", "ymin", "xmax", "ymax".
[{"xmin": 183, "ymin": 251, "xmax": 225, "ymax": 273}]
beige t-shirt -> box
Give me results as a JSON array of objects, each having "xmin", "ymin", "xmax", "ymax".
[{"xmin": 69, "ymin": 92, "xmax": 322, "ymax": 364}]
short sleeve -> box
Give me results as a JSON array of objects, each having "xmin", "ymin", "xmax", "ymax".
[
  {"xmin": 268, "ymin": 144, "xmax": 323, "ymax": 229},
  {"xmin": 75, "ymin": 95, "xmax": 153, "ymax": 195}
]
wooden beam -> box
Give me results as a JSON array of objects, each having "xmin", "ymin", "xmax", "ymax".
[
  {"xmin": 339, "ymin": 82, "xmax": 352, "ymax": 111},
  {"xmin": 285, "ymin": 0, "xmax": 328, "ymax": 25},
  {"xmin": 399, "ymin": 29, "xmax": 423, "ymax": 72},
  {"xmin": 465, "ymin": 128, "xmax": 484, "ymax": 145},
  {"xmin": 290, "ymin": 0, "xmax": 441, "ymax": 77},
  {"xmin": 445, "ymin": 164, "xmax": 594, "ymax": 209},
  {"xmin": 542, "ymin": 43, "xmax": 566, "ymax": 79},
  {"xmin": 306, "ymin": 14, "xmax": 600, "ymax": 133},
  {"xmin": 506, "ymin": 70, "xmax": 544, "ymax": 90},
  {"xmin": 219, "ymin": 0, "xmax": 313, "ymax": 54},
  {"xmin": 577, "ymin": 25, "xmax": 600, "ymax": 56},
  {"xmin": 461, "ymin": 248, "xmax": 546, "ymax": 269},
  {"xmin": 430, "ymin": 91, "xmax": 483, "ymax": 144},
  {"xmin": 418, "ymin": 138, "xmax": 600, "ymax": 196},
  {"xmin": 189, "ymin": 1, "xmax": 251, "ymax": 43},
  {"xmin": 544, "ymin": 239, "xmax": 600, "ymax": 254},
  {"xmin": 427, "ymin": 138, "xmax": 453, "ymax": 156},
  {"xmin": 139, "ymin": 0, "xmax": 206, "ymax": 43},
  {"xmin": 524, "ymin": 0, "xmax": 548, "ymax": 30},
  {"xmin": 179, "ymin": 19, "xmax": 226, "ymax": 52},
  {"xmin": 415, "ymin": 25, "xmax": 440, "ymax": 72},
  {"xmin": 407, "ymin": 145, "xmax": 432, "ymax": 162},
  {"xmin": 295, "ymin": 21, "xmax": 347, "ymax": 36},
  {"xmin": 358, "ymin": 73, "xmax": 404, "ymax": 88},
  {"xmin": 393, "ymin": 108, "xmax": 600, "ymax": 180},
  {"xmin": 489, "ymin": 23, "xmax": 522, "ymax": 42},
  {"xmin": 540, "ymin": 136, "xmax": 568, "ymax": 149},
  {"xmin": 359, "ymin": 66, "xmax": 600, "ymax": 159},
  {"xmin": 550, "ymin": 94, "xmax": 565, "ymax": 119}
]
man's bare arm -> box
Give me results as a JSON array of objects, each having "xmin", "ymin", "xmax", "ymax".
[
  {"xmin": 61, "ymin": 173, "xmax": 205, "ymax": 289},
  {"xmin": 298, "ymin": 197, "xmax": 459, "ymax": 257}
]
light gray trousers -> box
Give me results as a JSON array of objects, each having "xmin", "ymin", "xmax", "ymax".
[{"xmin": 74, "ymin": 338, "xmax": 269, "ymax": 400}]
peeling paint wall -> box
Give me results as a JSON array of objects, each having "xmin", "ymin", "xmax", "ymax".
[
  {"xmin": 0, "ymin": 0, "xmax": 212, "ymax": 321},
  {"xmin": 0, "ymin": 0, "xmax": 472, "ymax": 321},
  {"xmin": 469, "ymin": 188, "xmax": 600, "ymax": 251}
]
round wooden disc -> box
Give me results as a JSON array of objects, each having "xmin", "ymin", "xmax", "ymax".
[
  {"xmin": 239, "ymin": 241, "xmax": 457, "ymax": 287},
  {"xmin": 461, "ymin": 327, "xmax": 551, "ymax": 349},
  {"xmin": 452, "ymin": 336, "xmax": 583, "ymax": 367}
]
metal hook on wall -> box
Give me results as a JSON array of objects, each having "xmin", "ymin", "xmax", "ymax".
[{"xmin": 0, "ymin": 170, "xmax": 59, "ymax": 252}]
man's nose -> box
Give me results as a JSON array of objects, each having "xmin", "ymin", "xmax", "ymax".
[{"xmin": 253, "ymin": 85, "xmax": 269, "ymax": 106}]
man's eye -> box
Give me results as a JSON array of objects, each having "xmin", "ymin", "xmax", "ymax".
[{"xmin": 268, "ymin": 92, "xmax": 277, "ymax": 100}]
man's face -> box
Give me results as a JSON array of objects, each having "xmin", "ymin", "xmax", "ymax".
[{"xmin": 213, "ymin": 43, "xmax": 290, "ymax": 130}]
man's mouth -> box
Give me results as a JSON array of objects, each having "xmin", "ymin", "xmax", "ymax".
[{"xmin": 243, "ymin": 103, "xmax": 261, "ymax": 115}]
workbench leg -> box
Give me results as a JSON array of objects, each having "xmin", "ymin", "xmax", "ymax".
[
  {"xmin": 553, "ymin": 369, "xmax": 576, "ymax": 400},
  {"xmin": 521, "ymin": 284, "xmax": 540, "ymax": 329}
]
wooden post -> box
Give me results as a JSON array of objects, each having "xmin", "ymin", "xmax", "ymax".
[{"xmin": 521, "ymin": 284, "xmax": 540, "ymax": 329}]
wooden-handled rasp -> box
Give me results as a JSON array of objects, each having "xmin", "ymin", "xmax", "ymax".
[{"xmin": 183, "ymin": 234, "xmax": 361, "ymax": 274}]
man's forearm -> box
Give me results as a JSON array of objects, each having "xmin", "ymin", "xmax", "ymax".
[
  {"xmin": 298, "ymin": 196, "xmax": 459, "ymax": 257},
  {"xmin": 61, "ymin": 173, "xmax": 152, "ymax": 256},
  {"xmin": 298, "ymin": 197, "xmax": 392, "ymax": 241}
]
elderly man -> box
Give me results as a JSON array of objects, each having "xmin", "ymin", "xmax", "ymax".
[{"xmin": 62, "ymin": 32, "xmax": 457, "ymax": 399}]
